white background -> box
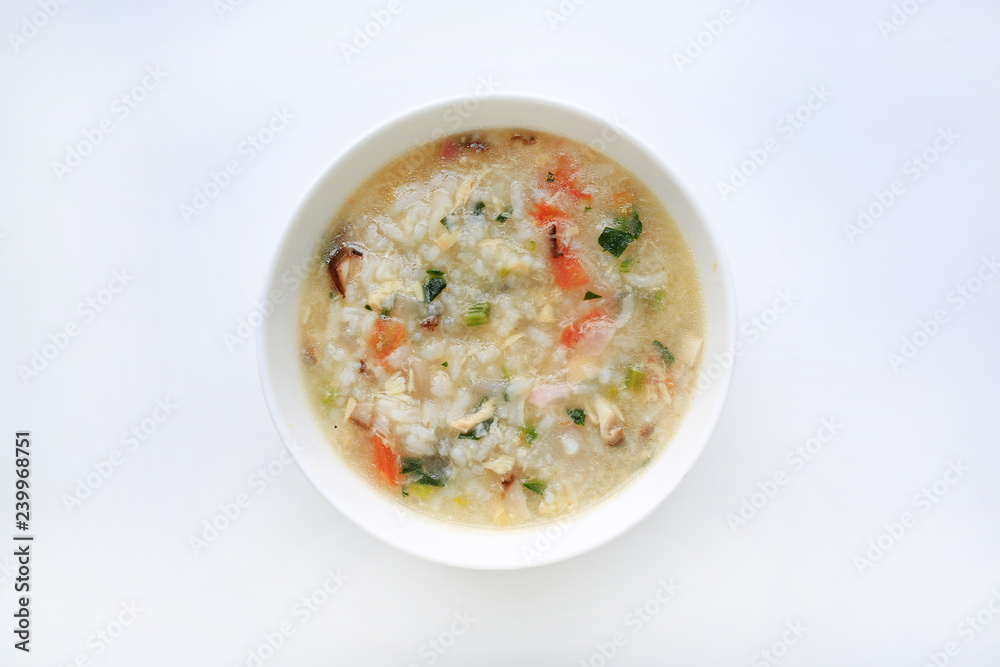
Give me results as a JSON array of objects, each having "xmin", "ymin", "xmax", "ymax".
[{"xmin": 2, "ymin": 0, "xmax": 999, "ymax": 665}]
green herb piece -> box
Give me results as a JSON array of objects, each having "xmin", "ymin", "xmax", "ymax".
[
  {"xmin": 465, "ymin": 302, "xmax": 491, "ymax": 326},
  {"xmin": 598, "ymin": 227, "xmax": 635, "ymax": 258},
  {"xmin": 566, "ymin": 408, "xmax": 586, "ymax": 426},
  {"xmin": 474, "ymin": 201, "xmax": 486, "ymax": 215},
  {"xmin": 440, "ymin": 216, "xmax": 448, "ymax": 226},
  {"xmin": 400, "ymin": 457, "xmax": 422, "ymax": 475},
  {"xmin": 619, "ymin": 258, "xmax": 633, "ymax": 273},
  {"xmin": 458, "ymin": 417, "xmax": 494, "ymax": 440},
  {"xmin": 625, "ymin": 366, "xmax": 646, "ymax": 389},
  {"xmin": 522, "ymin": 479, "xmax": 547, "ymax": 495},
  {"xmin": 401, "ymin": 486, "xmax": 409, "ymax": 497},
  {"xmin": 650, "ymin": 290, "xmax": 666, "ymax": 310},
  {"xmin": 598, "ymin": 208, "xmax": 643, "ymax": 258},
  {"xmin": 400, "ymin": 457, "xmax": 447, "ymax": 487},
  {"xmin": 441, "ymin": 361, "xmax": 448, "ymax": 367},
  {"xmin": 328, "ymin": 291, "xmax": 335, "ymax": 299},
  {"xmin": 423, "ymin": 270, "xmax": 448, "ymax": 303},
  {"xmin": 615, "ymin": 209, "xmax": 643, "ymax": 238},
  {"xmin": 322, "ymin": 386, "xmax": 336, "ymax": 406},
  {"xmin": 380, "ymin": 306, "xmax": 393, "ymax": 317},
  {"xmin": 584, "ymin": 291, "xmax": 602, "ymax": 301},
  {"xmin": 546, "ymin": 172, "xmax": 555, "ymax": 182},
  {"xmin": 522, "ymin": 425, "xmax": 538, "ymax": 444},
  {"xmin": 416, "ymin": 472, "xmax": 445, "ymax": 487},
  {"xmin": 364, "ymin": 304, "xmax": 373, "ymax": 311},
  {"xmin": 584, "ymin": 206, "xmax": 591, "ymax": 212},
  {"xmin": 653, "ymin": 340, "xmax": 675, "ymax": 365},
  {"xmin": 496, "ymin": 206, "xmax": 512, "ymax": 223},
  {"xmin": 529, "ymin": 240, "xmax": 536, "ymax": 251}
]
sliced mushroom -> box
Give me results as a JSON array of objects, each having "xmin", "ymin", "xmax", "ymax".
[
  {"xmin": 327, "ymin": 244, "xmax": 363, "ymax": 296},
  {"xmin": 593, "ymin": 396, "xmax": 625, "ymax": 447}
]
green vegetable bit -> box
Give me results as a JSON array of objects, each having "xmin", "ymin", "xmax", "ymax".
[
  {"xmin": 474, "ymin": 201, "xmax": 486, "ymax": 215},
  {"xmin": 399, "ymin": 457, "xmax": 446, "ymax": 487},
  {"xmin": 328, "ymin": 291, "xmax": 335, "ymax": 299},
  {"xmin": 364, "ymin": 304, "xmax": 373, "ymax": 311},
  {"xmin": 465, "ymin": 302, "xmax": 491, "ymax": 326},
  {"xmin": 598, "ymin": 208, "xmax": 643, "ymax": 258},
  {"xmin": 522, "ymin": 479, "xmax": 547, "ymax": 495},
  {"xmin": 458, "ymin": 417, "xmax": 494, "ymax": 440},
  {"xmin": 322, "ymin": 386, "xmax": 336, "ymax": 406},
  {"xmin": 441, "ymin": 361, "xmax": 448, "ymax": 367},
  {"xmin": 546, "ymin": 172, "xmax": 555, "ymax": 182},
  {"xmin": 625, "ymin": 366, "xmax": 646, "ymax": 389},
  {"xmin": 496, "ymin": 206, "xmax": 512, "ymax": 223},
  {"xmin": 423, "ymin": 269, "xmax": 448, "ymax": 303},
  {"xmin": 650, "ymin": 290, "xmax": 666, "ymax": 310},
  {"xmin": 522, "ymin": 425, "xmax": 538, "ymax": 444},
  {"xmin": 584, "ymin": 206, "xmax": 591, "ymax": 212},
  {"xmin": 584, "ymin": 291, "xmax": 602, "ymax": 301},
  {"xmin": 529, "ymin": 240, "xmax": 536, "ymax": 251},
  {"xmin": 566, "ymin": 408, "xmax": 586, "ymax": 426},
  {"xmin": 653, "ymin": 340, "xmax": 675, "ymax": 365},
  {"xmin": 619, "ymin": 258, "xmax": 633, "ymax": 273}
]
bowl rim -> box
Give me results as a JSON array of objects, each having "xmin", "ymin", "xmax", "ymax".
[{"xmin": 257, "ymin": 91, "xmax": 736, "ymax": 569}]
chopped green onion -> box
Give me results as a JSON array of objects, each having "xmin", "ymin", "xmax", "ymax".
[
  {"xmin": 584, "ymin": 291, "xmax": 602, "ymax": 301},
  {"xmin": 650, "ymin": 290, "xmax": 666, "ymax": 310},
  {"xmin": 441, "ymin": 361, "xmax": 448, "ymax": 367},
  {"xmin": 426, "ymin": 269, "xmax": 445, "ymax": 278},
  {"xmin": 566, "ymin": 408, "xmax": 586, "ymax": 426},
  {"xmin": 380, "ymin": 306, "xmax": 393, "ymax": 317},
  {"xmin": 522, "ymin": 479, "xmax": 547, "ymax": 495},
  {"xmin": 625, "ymin": 367, "xmax": 646, "ymax": 389},
  {"xmin": 328, "ymin": 291, "xmax": 334, "ymax": 299},
  {"xmin": 474, "ymin": 201, "xmax": 486, "ymax": 215},
  {"xmin": 401, "ymin": 487, "xmax": 409, "ymax": 497},
  {"xmin": 440, "ymin": 216, "xmax": 448, "ymax": 226},
  {"xmin": 364, "ymin": 304, "xmax": 373, "ymax": 311},
  {"xmin": 465, "ymin": 302, "xmax": 491, "ymax": 326},
  {"xmin": 496, "ymin": 206, "xmax": 512, "ymax": 223},
  {"xmin": 322, "ymin": 386, "xmax": 336, "ymax": 406},
  {"xmin": 522, "ymin": 425, "xmax": 538, "ymax": 445},
  {"xmin": 584, "ymin": 205, "xmax": 592, "ymax": 212},
  {"xmin": 546, "ymin": 172, "xmax": 555, "ymax": 183},
  {"xmin": 529, "ymin": 240, "xmax": 536, "ymax": 251},
  {"xmin": 653, "ymin": 340, "xmax": 675, "ymax": 365},
  {"xmin": 407, "ymin": 484, "xmax": 436, "ymax": 499},
  {"xmin": 619, "ymin": 258, "xmax": 633, "ymax": 273}
]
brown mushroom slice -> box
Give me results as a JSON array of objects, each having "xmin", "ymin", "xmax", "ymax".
[
  {"xmin": 327, "ymin": 244, "xmax": 363, "ymax": 296},
  {"xmin": 593, "ymin": 396, "xmax": 625, "ymax": 447}
]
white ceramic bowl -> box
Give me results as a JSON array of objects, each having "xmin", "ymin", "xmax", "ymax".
[{"xmin": 258, "ymin": 94, "xmax": 735, "ymax": 569}]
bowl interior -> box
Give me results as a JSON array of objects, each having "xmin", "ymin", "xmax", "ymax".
[{"xmin": 258, "ymin": 94, "xmax": 735, "ymax": 569}]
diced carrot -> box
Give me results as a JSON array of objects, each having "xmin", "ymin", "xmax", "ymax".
[
  {"xmin": 551, "ymin": 251, "xmax": 590, "ymax": 289},
  {"xmin": 561, "ymin": 311, "xmax": 613, "ymax": 348},
  {"xmin": 546, "ymin": 154, "xmax": 593, "ymax": 201},
  {"xmin": 371, "ymin": 433, "xmax": 401, "ymax": 486},
  {"xmin": 530, "ymin": 201, "xmax": 568, "ymax": 227},
  {"xmin": 369, "ymin": 316, "xmax": 407, "ymax": 360}
]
